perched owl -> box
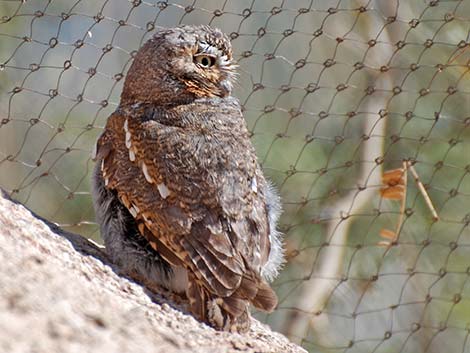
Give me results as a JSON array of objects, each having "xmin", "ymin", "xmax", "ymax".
[{"xmin": 91, "ymin": 25, "xmax": 284, "ymax": 332}]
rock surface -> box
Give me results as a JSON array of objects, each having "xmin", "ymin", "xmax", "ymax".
[{"xmin": 0, "ymin": 190, "xmax": 305, "ymax": 353}]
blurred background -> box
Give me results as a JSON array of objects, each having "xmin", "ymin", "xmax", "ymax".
[{"xmin": 1, "ymin": 0, "xmax": 470, "ymax": 352}]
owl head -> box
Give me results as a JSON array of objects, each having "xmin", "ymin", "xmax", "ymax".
[{"xmin": 121, "ymin": 25, "xmax": 236, "ymax": 106}]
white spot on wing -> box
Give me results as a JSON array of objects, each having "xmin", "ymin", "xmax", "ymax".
[
  {"xmin": 129, "ymin": 204, "xmax": 138, "ymax": 218},
  {"xmin": 124, "ymin": 119, "xmax": 132, "ymax": 149},
  {"xmin": 129, "ymin": 148, "xmax": 136, "ymax": 161},
  {"xmin": 125, "ymin": 131, "xmax": 132, "ymax": 149},
  {"xmin": 123, "ymin": 119, "xmax": 129, "ymax": 132},
  {"xmin": 104, "ymin": 177, "xmax": 109, "ymax": 186},
  {"xmin": 142, "ymin": 162, "xmax": 154, "ymax": 183},
  {"xmin": 157, "ymin": 183, "xmax": 171, "ymax": 199},
  {"xmin": 251, "ymin": 177, "xmax": 258, "ymax": 193},
  {"xmin": 100, "ymin": 160, "xmax": 105, "ymax": 172}
]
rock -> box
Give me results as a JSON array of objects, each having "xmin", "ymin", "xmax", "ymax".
[{"xmin": 0, "ymin": 190, "xmax": 305, "ymax": 353}]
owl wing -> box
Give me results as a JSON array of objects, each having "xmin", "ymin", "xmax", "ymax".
[{"xmin": 95, "ymin": 107, "xmax": 276, "ymax": 313}]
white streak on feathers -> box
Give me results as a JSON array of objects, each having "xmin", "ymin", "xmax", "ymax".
[
  {"xmin": 125, "ymin": 132, "xmax": 132, "ymax": 149},
  {"xmin": 251, "ymin": 177, "xmax": 258, "ymax": 194},
  {"xmin": 157, "ymin": 183, "xmax": 171, "ymax": 199},
  {"xmin": 129, "ymin": 204, "xmax": 138, "ymax": 218},
  {"xmin": 124, "ymin": 119, "xmax": 136, "ymax": 161},
  {"xmin": 124, "ymin": 119, "xmax": 132, "ymax": 149},
  {"xmin": 129, "ymin": 148, "xmax": 136, "ymax": 162},
  {"xmin": 141, "ymin": 162, "xmax": 154, "ymax": 183},
  {"xmin": 133, "ymin": 204, "xmax": 140, "ymax": 214}
]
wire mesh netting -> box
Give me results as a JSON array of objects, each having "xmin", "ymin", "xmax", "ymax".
[{"xmin": 1, "ymin": 0, "xmax": 470, "ymax": 351}]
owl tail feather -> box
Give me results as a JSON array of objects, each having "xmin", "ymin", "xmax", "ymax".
[
  {"xmin": 187, "ymin": 273, "xmax": 277, "ymax": 333},
  {"xmin": 187, "ymin": 277, "xmax": 250, "ymax": 332},
  {"xmin": 207, "ymin": 279, "xmax": 277, "ymax": 332},
  {"xmin": 234, "ymin": 274, "xmax": 278, "ymax": 312},
  {"xmin": 251, "ymin": 280, "xmax": 278, "ymax": 312}
]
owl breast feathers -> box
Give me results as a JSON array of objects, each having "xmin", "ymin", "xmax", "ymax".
[{"xmin": 91, "ymin": 25, "xmax": 284, "ymax": 332}]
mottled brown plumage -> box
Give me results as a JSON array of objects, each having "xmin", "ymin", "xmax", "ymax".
[{"xmin": 91, "ymin": 25, "xmax": 283, "ymax": 332}]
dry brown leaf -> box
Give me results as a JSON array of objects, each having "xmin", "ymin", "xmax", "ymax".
[
  {"xmin": 380, "ymin": 229, "xmax": 396, "ymax": 240},
  {"xmin": 382, "ymin": 168, "xmax": 405, "ymax": 186},
  {"xmin": 379, "ymin": 185, "xmax": 405, "ymax": 200}
]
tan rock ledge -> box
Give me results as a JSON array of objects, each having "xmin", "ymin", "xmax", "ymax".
[{"xmin": 0, "ymin": 190, "xmax": 305, "ymax": 353}]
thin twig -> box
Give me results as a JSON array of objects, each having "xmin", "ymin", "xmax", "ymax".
[
  {"xmin": 392, "ymin": 161, "xmax": 408, "ymax": 243},
  {"xmin": 406, "ymin": 162, "xmax": 439, "ymax": 221}
]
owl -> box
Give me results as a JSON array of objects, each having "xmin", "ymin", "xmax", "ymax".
[{"xmin": 91, "ymin": 25, "xmax": 284, "ymax": 332}]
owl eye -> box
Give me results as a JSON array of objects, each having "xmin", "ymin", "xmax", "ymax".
[{"xmin": 194, "ymin": 54, "xmax": 216, "ymax": 68}]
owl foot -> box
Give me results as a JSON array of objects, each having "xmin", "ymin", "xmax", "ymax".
[{"xmin": 206, "ymin": 297, "xmax": 251, "ymax": 333}]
